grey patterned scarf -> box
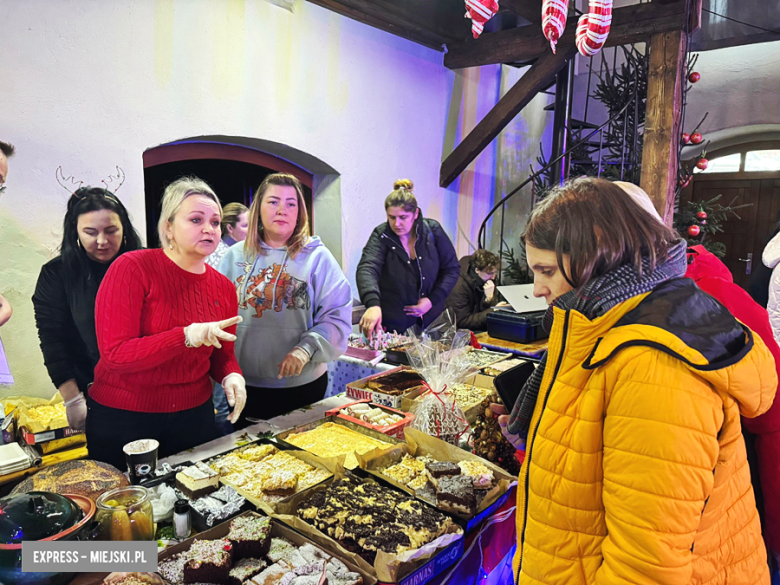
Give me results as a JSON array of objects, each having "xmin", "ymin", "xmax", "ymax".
[{"xmin": 506, "ymin": 239, "xmax": 688, "ymax": 437}]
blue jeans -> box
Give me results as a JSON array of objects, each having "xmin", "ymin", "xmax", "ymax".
[{"xmin": 212, "ymin": 383, "xmax": 234, "ymax": 436}]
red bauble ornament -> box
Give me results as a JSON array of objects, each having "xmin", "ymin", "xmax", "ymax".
[
  {"xmin": 678, "ymin": 176, "xmax": 691, "ymax": 188},
  {"xmin": 696, "ymin": 211, "xmax": 707, "ymax": 220},
  {"xmin": 688, "ymin": 72, "xmax": 701, "ymax": 83},
  {"xmin": 691, "ymin": 132, "xmax": 703, "ymax": 145},
  {"xmin": 682, "ymin": 133, "xmax": 691, "ymax": 144},
  {"xmin": 696, "ymin": 158, "xmax": 709, "ymax": 170},
  {"xmin": 687, "ymin": 225, "xmax": 701, "ymax": 237}
]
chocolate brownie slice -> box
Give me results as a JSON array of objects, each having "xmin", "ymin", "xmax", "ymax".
[
  {"xmin": 436, "ymin": 476, "xmax": 476, "ymax": 516},
  {"xmin": 227, "ymin": 515, "xmax": 271, "ymax": 560},
  {"xmin": 182, "ymin": 539, "xmax": 233, "ymax": 584},
  {"xmin": 227, "ymin": 557, "xmax": 267, "ymax": 585},
  {"xmin": 425, "ymin": 461, "xmax": 460, "ymax": 488}
]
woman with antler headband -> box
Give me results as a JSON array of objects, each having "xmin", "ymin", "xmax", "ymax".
[{"xmin": 33, "ymin": 174, "xmax": 143, "ymax": 432}]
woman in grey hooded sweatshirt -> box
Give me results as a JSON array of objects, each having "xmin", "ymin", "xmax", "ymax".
[{"xmin": 218, "ymin": 173, "xmax": 352, "ymax": 424}]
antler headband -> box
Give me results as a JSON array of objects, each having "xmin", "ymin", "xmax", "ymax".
[{"xmin": 55, "ymin": 166, "xmax": 126, "ymax": 194}]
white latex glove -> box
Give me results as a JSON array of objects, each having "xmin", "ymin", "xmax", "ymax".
[
  {"xmin": 278, "ymin": 347, "xmax": 310, "ymax": 379},
  {"xmin": 222, "ymin": 373, "xmax": 247, "ymax": 424},
  {"xmin": 184, "ymin": 316, "xmax": 242, "ymax": 349},
  {"xmin": 483, "ymin": 280, "xmax": 495, "ymax": 301},
  {"xmin": 63, "ymin": 392, "xmax": 87, "ymax": 431}
]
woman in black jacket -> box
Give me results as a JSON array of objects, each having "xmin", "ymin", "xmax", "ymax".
[
  {"xmin": 32, "ymin": 187, "xmax": 142, "ymax": 431},
  {"xmin": 445, "ymin": 249, "xmax": 502, "ymax": 331},
  {"xmin": 357, "ymin": 179, "xmax": 460, "ymax": 336}
]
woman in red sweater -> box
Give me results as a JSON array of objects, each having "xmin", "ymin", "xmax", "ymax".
[{"xmin": 87, "ymin": 177, "xmax": 247, "ymax": 469}]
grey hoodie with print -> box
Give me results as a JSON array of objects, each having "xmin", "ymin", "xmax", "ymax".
[{"xmin": 218, "ymin": 236, "xmax": 352, "ymax": 388}]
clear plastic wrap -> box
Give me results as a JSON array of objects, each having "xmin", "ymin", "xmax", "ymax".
[{"xmin": 405, "ymin": 311, "xmax": 478, "ymax": 445}]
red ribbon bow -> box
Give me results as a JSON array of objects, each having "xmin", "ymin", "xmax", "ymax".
[{"xmin": 421, "ymin": 381, "xmax": 471, "ymax": 441}]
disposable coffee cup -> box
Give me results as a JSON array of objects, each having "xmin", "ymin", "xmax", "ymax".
[{"xmin": 123, "ymin": 439, "xmax": 159, "ymax": 484}]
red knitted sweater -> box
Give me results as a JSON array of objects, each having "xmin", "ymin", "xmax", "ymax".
[{"xmin": 90, "ymin": 249, "xmax": 241, "ymax": 413}]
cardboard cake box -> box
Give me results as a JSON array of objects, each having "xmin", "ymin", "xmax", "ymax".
[
  {"xmin": 274, "ymin": 416, "xmax": 401, "ymax": 470},
  {"xmin": 205, "ymin": 438, "xmax": 344, "ymax": 516},
  {"xmin": 274, "ymin": 473, "xmax": 464, "ymax": 585},
  {"xmin": 20, "ymin": 424, "xmax": 84, "ymax": 445},
  {"xmin": 346, "ymin": 366, "xmax": 426, "ymax": 409},
  {"xmin": 70, "ymin": 511, "xmax": 377, "ymax": 585},
  {"xmin": 325, "ymin": 399, "xmax": 415, "ymax": 440},
  {"xmin": 358, "ymin": 428, "xmax": 516, "ymax": 533}
]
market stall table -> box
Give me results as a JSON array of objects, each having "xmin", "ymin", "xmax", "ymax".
[
  {"xmin": 0, "ymin": 444, "xmax": 88, "ymax": 488},
  {"xmin": 159, "ymin": 393, "xmax": 356, "ymax": 467}
]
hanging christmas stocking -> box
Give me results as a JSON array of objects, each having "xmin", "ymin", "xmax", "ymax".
[
  {"xmin": 542, "ymin": 0, "xmax": 569, "ymax": 53},
  {"xmin": 575, "ymin": 0, "xmax": 613, "ymax": 57},
  {"xmin": 465, "ymin": 0, "xmax": 499, "ymax": 39}
]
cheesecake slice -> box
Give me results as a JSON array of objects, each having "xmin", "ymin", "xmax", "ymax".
[{"xmin": 176, "ymin": 461, "xmax": 220, "ymax": 499}]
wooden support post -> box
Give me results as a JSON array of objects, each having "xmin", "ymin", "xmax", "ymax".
[
  {"xmin": 640, "ymin": 29, "xmax": 687, "ymax": 224},
  {"xmin": 440, "ymin": 45, "xmax": 577, "ymax": 188}
]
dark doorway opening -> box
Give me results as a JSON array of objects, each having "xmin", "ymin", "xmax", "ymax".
[{"xmin": 142, "ymin": 142, "xmax": 314, "ymax": 248}]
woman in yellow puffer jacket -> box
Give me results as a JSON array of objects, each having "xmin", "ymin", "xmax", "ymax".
[{"xmin": 496, "ymin": 178, "xmax": 777, "ymax": 585}]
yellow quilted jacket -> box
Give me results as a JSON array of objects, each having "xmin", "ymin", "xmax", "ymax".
[{"xmin": 514, "ymin": 279, "xmax": 777, "ymax": 585}]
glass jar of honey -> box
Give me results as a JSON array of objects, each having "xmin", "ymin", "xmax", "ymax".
[{"xmin": 95, "ymin": 486, "xmax": 155, "ymax": 541}]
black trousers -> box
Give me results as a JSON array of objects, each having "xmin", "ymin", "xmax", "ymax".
[
  {"xmin": 236, "ymin": 373, "xmax": 328, "ymax": 428},
  {"xmin": 86, "ymin": 397, "xmax": 219, "ymax": 471}
]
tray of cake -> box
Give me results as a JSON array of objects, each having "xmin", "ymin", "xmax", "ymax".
[
  {"xmin": 462, "ymin": 347, "xmax": 513, "ymax": 370},
  {"xmin": 154, "ymin": 511, "xmax": 376, "ymax": 585},
  {"xmin": 480, "ymin": 356, "xmax": 529, "ymax": 377},
  {"xmin": 5, "ymin": 393, "xmax": 87, "ymax": 453},
  {"xmin": 357, "ymin": 428, "xmax": 516, "ymax": 533},
  {"xmin": 345, "ymin": 367, "xmax": 427, "ymax": 409},
  {"xmin": 325, "ymin": 400, "xmax": 415, "ymax": 440},
  {"xmin": 275, "ymin": 472, "xmax": 463, "ymax": 584},
  {"xmin": 196, "ymin": 439, "xmax": 341, "ymax": 517},
  {"xmin": 275, "ymin": 418, "xmax": 400, "ymax": 470}
]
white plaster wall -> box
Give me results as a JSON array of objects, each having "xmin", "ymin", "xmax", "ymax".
[
  {"xmin": 0, "ymin": 0, "xmax": 455, "ymax": 397},
  {"xmin": 682, "ymin": 40, "xmax": 780, "ymax": 155}
]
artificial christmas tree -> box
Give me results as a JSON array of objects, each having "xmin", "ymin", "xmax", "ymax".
[{"xmin": 673, "ymin": 195, "xmax": 750, "ymax": 257}]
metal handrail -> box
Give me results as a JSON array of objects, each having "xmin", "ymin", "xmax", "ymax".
[{"xmin": 477, "ymin": 84, "xmax": 640, "ymax": 251}]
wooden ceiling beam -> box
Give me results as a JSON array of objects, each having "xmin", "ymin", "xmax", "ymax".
[
  {"xmin": 445, "ymin": 1, "xmax": 688, "ymax": 69},
  {"xmin": 440, "ymin": 45, "xmax": 577, "ymax": 188},
  {"xmin": 500, "ymin": 0, "xmax": 541, "ymax": 24},
  {"xmin": 306, "ymin": 0, "xmax": 460, "ymax": 51}
]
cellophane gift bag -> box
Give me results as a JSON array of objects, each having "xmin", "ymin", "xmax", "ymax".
[{"xmin": 405, "ymin": 311, "xmax": 478, "ymax": 445}]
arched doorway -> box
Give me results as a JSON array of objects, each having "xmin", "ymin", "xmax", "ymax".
[{"xmin": 142, "ymin": 140, "xmax": 315, "ymax": 248}]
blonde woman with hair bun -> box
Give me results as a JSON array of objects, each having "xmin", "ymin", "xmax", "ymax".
[
  {"xmin": 357, "ymin": 179, "xmax": 460, "ymax": 336},
  {"xmin": 87, "ymin": 176, "xmax": 246, "ymax": 469}
]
